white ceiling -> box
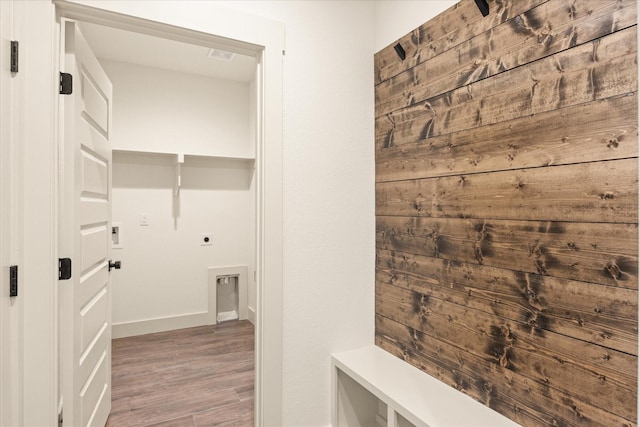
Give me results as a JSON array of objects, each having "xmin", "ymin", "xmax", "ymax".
[{"xmin": 79, "ymin": 22, "xmax": 257, "ymax": 83}]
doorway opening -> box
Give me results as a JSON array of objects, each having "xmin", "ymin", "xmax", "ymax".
[
  {"xmin": 79, "ymin": 20, "xmax": 260, "ymax": 336},
  {"xmin": 88, "ymin": 19, "xmax": 258, "ymax": 423},
  {"xmin": 54, "ymin": 2, "xmax": 281, "ymax": 425}
]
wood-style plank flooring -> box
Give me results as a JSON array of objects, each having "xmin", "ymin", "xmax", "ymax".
[{"xmin": 107, "ymin": 320, "xmax": 254, "ymax": 427}]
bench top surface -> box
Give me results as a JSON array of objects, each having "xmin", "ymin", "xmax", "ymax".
[{"xmin": 332, "ymin": 345, "xmax": 521, "ymax": 427}]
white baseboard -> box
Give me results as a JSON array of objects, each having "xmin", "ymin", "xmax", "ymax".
[
  {"xmin": 112, "ymin": 312, "xmax": 209, "ymax": 339},
  {"xmin": 113, "ymin": 266, "xmax": 253, "ymax": 338},
  {"xmin": 248, "ymin": 306, "xmax": 256, "ymax": 325}
]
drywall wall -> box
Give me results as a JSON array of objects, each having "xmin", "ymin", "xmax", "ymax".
[
  {"xmin": 374, "ymin": 0, "xmax": 458, "ymax": 51},
  {"xmin": 103, "ymin": 60, "xmax": 253, "ymax": 157},
  {"xmin": 214, "ymin": 2, "xmax": 376, "ymax": 425},
  {"xmin": 375, "ymin": 0, "xmax": 638, "ymax": 426},
  {"xmin": 106, "ymin": 60, "xmax": 255, "ymax": 331}
]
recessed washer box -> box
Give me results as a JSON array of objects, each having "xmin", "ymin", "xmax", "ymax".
[{"xmin": 112, "ymin": 222, "xmax": 123, "ymax": 249}]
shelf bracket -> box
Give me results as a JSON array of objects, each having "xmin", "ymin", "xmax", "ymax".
[{"xmin": 174, "ymin": 153, "xmax": 184, "ymax": 196}]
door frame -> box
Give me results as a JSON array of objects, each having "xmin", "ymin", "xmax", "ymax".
[
  {"xmin": 0, "ymin": 1, "xmax": 22, "ymax": 426},
  {"xmin": 19, "ymin": 1, "xmax": 284, "ymax": 425},
  {"xmin": 6, "ymin": 1, "xmax": 59, "ymax": 426}
]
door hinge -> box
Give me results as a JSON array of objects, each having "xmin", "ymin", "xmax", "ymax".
[
  {"xmin": 10, "ymin": 41, "xmax": 18, "ymax": 73},
  {"xmin": 58, "ymin": 258, "xmax": 72, "ymax": 280},
  {"xmin": 9, "ymin": 265, "xmax": 17, "ymax": 297},
  {"xmin": 59, "ymin": 72, "xmax": 73, "ymax": 95}
]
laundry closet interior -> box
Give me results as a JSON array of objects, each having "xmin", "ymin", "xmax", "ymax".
[{"xmin": 78, "ymin": 22, "xmax": 259, "ymax": 338}]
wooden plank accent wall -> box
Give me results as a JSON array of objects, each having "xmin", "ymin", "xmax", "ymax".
[{"xmin": 374, "ymin": 1, "xmax": 638, "ymax": 426}]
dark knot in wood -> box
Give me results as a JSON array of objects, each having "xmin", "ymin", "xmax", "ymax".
[{"xmin": 605, "ymin": 262, "xmax": 622, "ymax": 280}]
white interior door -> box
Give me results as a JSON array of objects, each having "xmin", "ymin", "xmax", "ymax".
[{"xmin": 60, "ymin": 20, "xmax": 113, "ymax": 427}]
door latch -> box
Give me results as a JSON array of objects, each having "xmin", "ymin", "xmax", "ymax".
[{"xmin": 108, "ymin": 260, "xmax": 121, "ymax": 271}]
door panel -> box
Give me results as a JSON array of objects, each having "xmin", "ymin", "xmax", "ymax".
[
  {"xmin": 81, "ymin": 149, "xmax": 108, "ymax": 197},
  {"xmin": 80, "ymin": 201, "xmax": 109, "ymax": 227},
  {"xmin": 80, "ymin": 225, "xmax": 108, "ymax": 272},
  {"xmin": 79, "ymin": 323, "xmax": 109, "ymax": 385},
  {"xmin": 80, "ymin": 71, "xmax": 109, "ymax": 135},
  {"xmin": 79, "ymin": 266, "xmax": 109, "ymax": 309},
  {"xmin": 80, "ymin": 351, "xmax": 109, "ymax": 427},
  {"xmin": 80, "ymin": 287, "xmax": 108, "ymax": 355},
  {"xmin": 62, "ymin": 20, "xmax": 113, "ymax": 427}
]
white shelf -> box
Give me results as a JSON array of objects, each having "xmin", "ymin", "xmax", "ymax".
[
  {"xmin": 112, "ymin": 148, "xmax": 254, "ymax": 196},
  {"xmin": 332, "ymin": 346, "xmax": 521, "ymax": 427},
  {"xmin": 112, "ymin": 148, "xmax": 255, "ymax": 163}
]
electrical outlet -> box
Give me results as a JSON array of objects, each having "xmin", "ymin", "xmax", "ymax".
[
  {"xmin": 139, "ymin": 213, "xmax": 150, "ymax": 226},
  {"xmin": 201, "ymin": 233, "xmax": 213, "ymax": 246}
]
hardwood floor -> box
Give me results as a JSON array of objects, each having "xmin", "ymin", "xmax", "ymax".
[{"xmin": 107, "ymin": 320, "xmax": 254, "ymax": 427}]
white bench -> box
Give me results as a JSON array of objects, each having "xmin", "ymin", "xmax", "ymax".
[{"xmin": 331, "ymin": 346, "xmax": 521, "ymax": 427}]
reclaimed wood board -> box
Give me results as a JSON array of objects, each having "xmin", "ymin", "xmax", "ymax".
[
  {"xmin": 376, "ymin": 93, "xmax": 638, "ymax": 182},
  {"xmin": 376, "ymin": 282, "xmax": 637, "ymax": 420},
  {"xmin": 376, "ymin": 25, "xmax": 638, "ymax": 146},
  {"xmin": 376, "ymin": 217, "xmax": 638, "ymax": 288},
  {"xmin": 376, "ymin": 249, "xmax": 638, "ymax": 354},
  {"xmin": 374, "ymin": 0, "xmax": 549, "ymax": 84},
  {"xmin": 376, "ymin": 316, "xmax": 636, "ymax": 427},
  {"xmin": 374, "ymin": 0, "xmax": 638, "ymax": 425},
  {"xmin": 376, "ymin": 158, "xmax": 638, "ymax": 223},
  {"xmin": 376, "ymin": 0, "xmax": 637, "ymax": 117}
]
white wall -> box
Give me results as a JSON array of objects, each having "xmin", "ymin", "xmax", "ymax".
[
  {"xmin": 222, "ymin": 2, "xmax": 460, "ymax": 423},
  {"xmin": 374, "ymin": 1, "xmax": 459, "ymax": 52},
  {"xmin": 103, "ymin": 60, "xmax": 253, "ymax": 157},
  {"xmin": 106, "ymin": 60, "xmax": 255, "ymax": 330},
  {"xmin": 212, "ymin": 2, "xmax": 376, "ymax": 425}
]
